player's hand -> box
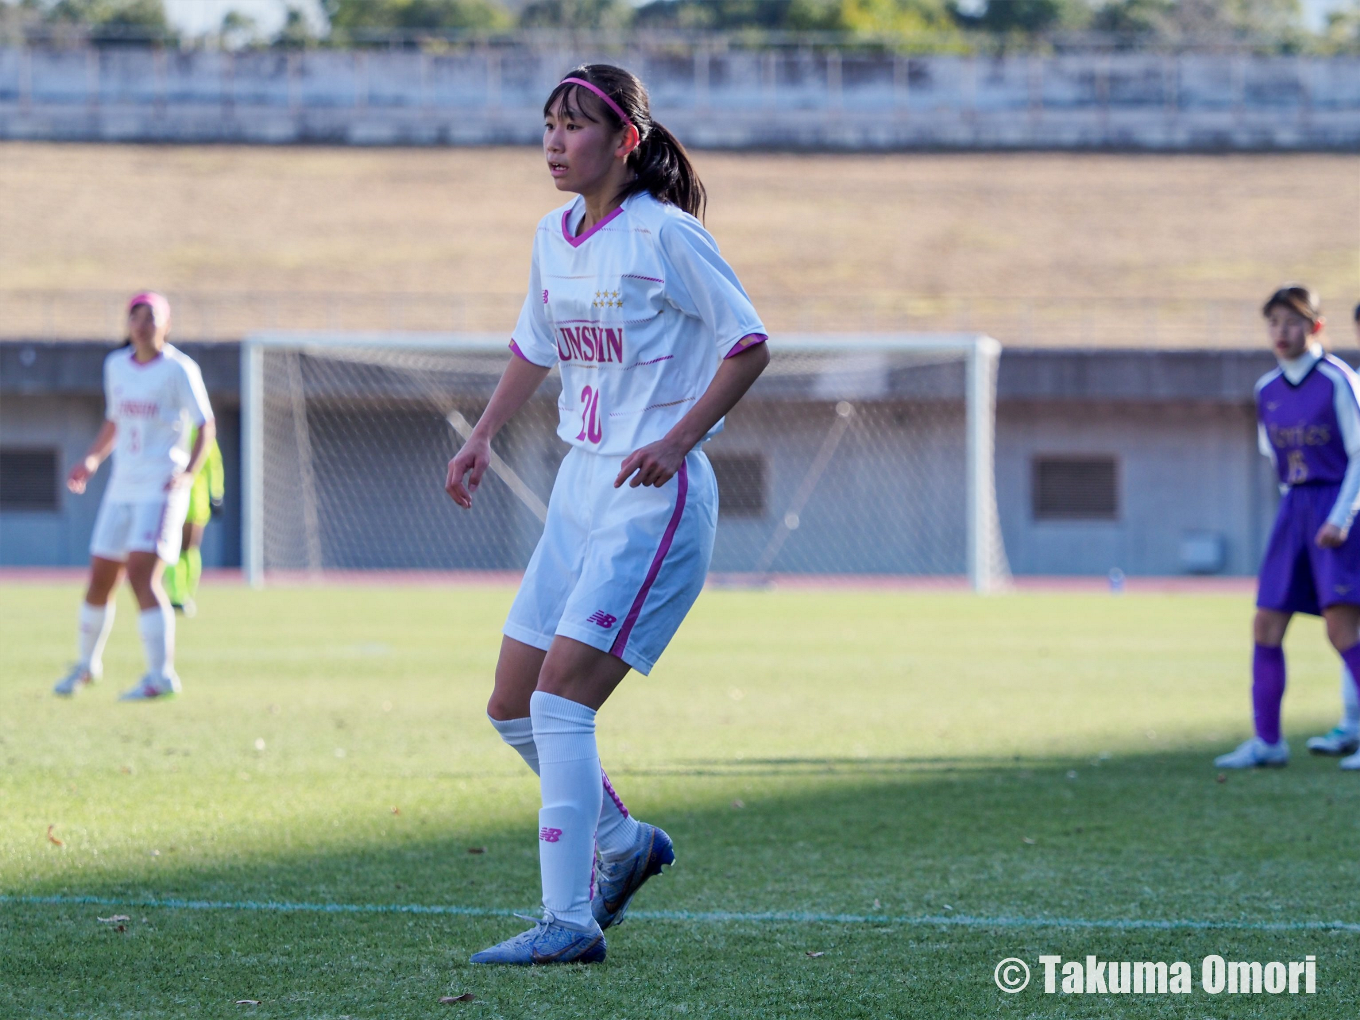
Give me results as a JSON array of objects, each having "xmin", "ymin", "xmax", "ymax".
[
  {"xmin": 66, "ymin": 458, "xmax": 95, "ymax": 495},
  {"xmin": 165, "ymin": 471, "xmax": 194, "ymax": 491},
  {"xmin": 446, "ymin": 435, "xmax": 491, "ymax": 509},
  {"xmin": 616, "ymin": 437, "xmax": 686, "ymax": 489},
  {"xmin": 1317, "ymin": 523, "xmax": 1347, "ymax": 548}
]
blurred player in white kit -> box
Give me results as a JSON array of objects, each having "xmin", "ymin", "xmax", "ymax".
[{"xmin": 54, "ymin": 292, "xmax": 215, "ymax": 701}]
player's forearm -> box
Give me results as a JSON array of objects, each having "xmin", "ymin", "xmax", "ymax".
[
  {"xmin": 183, "ymin": 419, "xmax": 217, "ymax": 477},
  {"xmin": 471, "ymin": 357, "xmax": 551, "ymax": 441},
  {"xmin": 665, "ymin": 342, "xmax": 770, "ymax": 451},
  {"xmin": 82, "ymin": 421, "xmax": 118, "ymax": 470}
]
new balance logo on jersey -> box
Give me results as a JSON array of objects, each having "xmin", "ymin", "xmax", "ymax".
[
  {"xmin": 539, "ymin": 827, "xmax": 563, "ymax": 843},
  {"xmin": 587, "ymin": 611, "xmax": 617, "ymax": 629}
]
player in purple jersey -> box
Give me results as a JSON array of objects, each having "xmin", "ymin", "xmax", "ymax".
[{"xmin": 1216, "ymin": 286, "xmax": 1360, "ymax": 769}]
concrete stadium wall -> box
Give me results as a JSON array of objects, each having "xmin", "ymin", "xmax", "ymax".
[
  {"xmin": 0, "ymin": 340, "xmax": 1303, "ymax": 576},
  {"xmin": 0, "ymin": 45, "xmax": 1356, "ymax": 149}
]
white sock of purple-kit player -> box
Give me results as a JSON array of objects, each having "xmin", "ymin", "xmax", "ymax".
[
  {"xmin": 138, "ymin": 605, "xmax": 174, "ymax": 679},
  {"xmin": 489, "ymin": 714, "xmax": 642, "ymax": 860},
  {"xmin": 530, "ymin": 691, "xmax": 602, "ymax": 928},
  {"xmin": 77, "ymin": 601, "xmax": 116, "ymax": 674},
  {"xmin": 1343, "ymin": 667, "xmax": 1360, "ymax": 731}
]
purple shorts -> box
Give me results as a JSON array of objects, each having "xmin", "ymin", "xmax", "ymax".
[{"xmin": 1257, "ymin": 483, "xmax": 1360, "ymax": 616}]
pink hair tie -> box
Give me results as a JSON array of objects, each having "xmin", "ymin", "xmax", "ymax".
[{"xmin": 561, "ymin": 77, "xmax": 636, "ymax": 132}]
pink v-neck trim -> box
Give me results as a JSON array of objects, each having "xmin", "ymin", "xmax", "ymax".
[
  {"xmin": 129, "ymin": 349, "xmax": 164, "ymax": 368},
  {"xmin": 562, "ymin": 203, "xmax": 624, "ymax": 248}
]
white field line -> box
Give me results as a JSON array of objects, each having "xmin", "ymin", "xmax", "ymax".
[{"xmin": 5, "ymin": 895, "xmax": 1359, "ymax": 933}]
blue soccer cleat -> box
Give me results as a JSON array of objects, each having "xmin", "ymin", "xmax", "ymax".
[
  {"xmin": 1213, "ymin": 737, "xmax": 1289, "ymax": 769},
  {"xmin": 591, "ymin": 823, "xmax": 675, "ymax": 929},
  {"xmin": 1307, "ymin": 726, "xmax": 1360, "ymax": 756},
  {"xmin": 469, "ymin": 913, "xmax": 606, "ymax": 966}
]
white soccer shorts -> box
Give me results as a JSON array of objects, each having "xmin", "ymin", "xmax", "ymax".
[
  {"xmin": 504, "ymin": 446, "xmax": 718, "ymax": 675},
  {"xmin": 89, "ymin": 489, "xmax": 192, "ymax": 564}
]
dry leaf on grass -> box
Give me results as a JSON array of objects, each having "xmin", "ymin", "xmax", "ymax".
[
  {"xmin": 466, "ymin": 847, "xmax": 486, "ymax": 855},
  {"xmin": 1216, "ymin": 773, "xmax": 1228, "ymax": 784},
  {"xmin": 1022, "ymin": 837, "xmax": 1036, "ymax": 845},
  {"xmin": 46, "ymin": 825, "xmax": 64, "ymax": 847},
  {"xmin": 731, "ymin": 799, "xmax": 745, "ymax": 809},
  {"xmin": 391, "ymin": 806, "xmax": 401, "ymax": 815},
  {"xmin": 439, "ymin": 993, "xmax": 477, "ymax": 1003},
  {"xmin": 806, "ymin": 951, "xmax": 825, "ymax": 958},
  {"xmin": 97, "ymin": 916, "xmax": 131, "ymax": 924},
  {"xmin": 235, "ymin": 1000, "xmax": 262, "ymax": 1006}
]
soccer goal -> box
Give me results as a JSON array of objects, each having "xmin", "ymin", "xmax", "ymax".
[{"xmin": 240, "ymin": 332, "xmax": 1009, "ymax": 590}]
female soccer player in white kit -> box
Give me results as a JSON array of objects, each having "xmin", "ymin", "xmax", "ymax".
[
  {"xmin": 445, "ymin": 64, "xmax": 769, "ymax": 965},
  {"xmin": 55, "ymin": 292, "xmax": 216, "ymax": 701}
]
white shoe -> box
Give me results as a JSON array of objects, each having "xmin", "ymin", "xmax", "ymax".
[
  {"xmin": 1339, "ymin": 749, "xmax": 1360, "ymax": 771},
  {"xmin": 53, "ymin": 663, "xmax": 99, "ymax": 697},
  {"xmin": 117, "ymin": 672, "xmax": 181, "ymax": 701},
  {"xmin": 1214, "ymin": 737, "xmax": 1289, "ymax": 769},
  {"xmin": 1307, "ymin": 726, "xmax": 1360, "ymax": 756}
]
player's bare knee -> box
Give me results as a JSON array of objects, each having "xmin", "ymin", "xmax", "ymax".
[
  {"xmin": 1324, "ymin": 612, "xmax": 1360, "ymax": 653},
  {"xmin": 486, "ymin": 688, "xmax": 529, "ymax": 721},
  {"xmin": 1253, "ymin": 609, "xmax": 1288, "ymax": 646}
]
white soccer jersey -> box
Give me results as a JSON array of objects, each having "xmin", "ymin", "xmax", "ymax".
[
  {"xmin": 510, "ymin": 190, "xmax": 766, "ymax": 457},
  {"xmin": 102, "ymin": 344, "xmax": 214, "ymax": 502}
]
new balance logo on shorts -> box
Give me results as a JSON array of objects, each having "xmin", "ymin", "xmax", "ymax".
[
  {"xmin": 539, "ymin": 827, "xmax": 563, "ymax": 843},
  {"xmin": 587, "ymin": 611, "xmax": 617, "ymax": 629}
]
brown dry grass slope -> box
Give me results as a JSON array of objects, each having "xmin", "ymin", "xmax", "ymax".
[{"xmin": 0, "ymin": 143, "xmax": 1355, "ymax": 346}]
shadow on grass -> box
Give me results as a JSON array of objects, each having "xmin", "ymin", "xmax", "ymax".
[{"xmin": 4, "ymin": 738, "xmax": 1360, "ymax": 1019}]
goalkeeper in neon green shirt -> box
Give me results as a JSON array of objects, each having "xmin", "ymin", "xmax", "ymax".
[{"xmin": 162, "ymin": 424, "xmax": 223, "ymax": 616}]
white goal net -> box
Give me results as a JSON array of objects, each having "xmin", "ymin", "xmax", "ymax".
[{"xmin": 241, "ymin": 333, "xmax": 1009, "ymax": 590}]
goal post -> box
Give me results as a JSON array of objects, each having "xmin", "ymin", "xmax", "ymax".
[{"xmin": 240, "ymin": 331, "xmax": 1009, "ymax": 591}]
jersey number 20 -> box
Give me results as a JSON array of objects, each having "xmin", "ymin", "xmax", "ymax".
[{"xmin": 576, "ymin": 385, "xmax": 603, "ymax": 445}]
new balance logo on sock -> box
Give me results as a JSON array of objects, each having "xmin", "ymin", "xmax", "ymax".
[
  {"xmin": 587, "ymin": 611, "xmax": 617, "ymax": 629},
  {"xmin": 539, "ymin": 827, "xmax": 563, "ymax": 843}
]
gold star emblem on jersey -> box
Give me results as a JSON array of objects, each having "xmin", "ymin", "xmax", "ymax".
[{"xmin": 592, "ymin": 289, "xmax": 623, "ymax": 310}]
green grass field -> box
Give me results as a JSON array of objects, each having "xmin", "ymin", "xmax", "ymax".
[{"xmin": 2, "ymin": 582, "xmax": 1358, "ymax": 1018}]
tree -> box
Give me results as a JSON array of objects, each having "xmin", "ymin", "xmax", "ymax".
[
  {"xmin": 1322, "ymin": 1, "xmax": 1360, "ymax": 52},
  {"xmin": 517, "ymin": 0, "xmax": 633, "ymax": 29},
  {"xmin": 788, "ymin": 0, "xmax": 956, "ymax": 35},
  {"xmin": 41, "ymin": 0, "xmax": 173, "ymax": 40},
  {"xmin": 322, "ymin": 0, "xmax": 511, "ymax": 35},
  {"xmin": 950, "ymin": 0, "xmax": 1087, "ymax": 34},
  {"xmin": 633, "ymin": 0, "xmax": 799, "ymax": 31}
]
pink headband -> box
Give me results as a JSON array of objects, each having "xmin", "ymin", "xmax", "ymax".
[
  {"xmin": 127, "ymin": 291, "xmax": 170, "ymax": 327},
  {"xmin": 560, "ymin": 77, "xmax": 636, "ymax": 133}
]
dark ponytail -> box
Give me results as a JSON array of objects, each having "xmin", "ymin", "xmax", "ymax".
[{"xmin": 544, "ymin": 63, "xmax": 707, "ymax": 221}]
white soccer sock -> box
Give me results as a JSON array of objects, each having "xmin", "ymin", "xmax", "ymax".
[
  {"xmin": 138, "ymin": 605, "xmax": 174, "ymax": 679},
  {"xmin": 489, "ymin": 714, "xmax": 641, "ymax": 861},
  {"xmin": 530, "ymin": 691, "xmax": 602, "ymax": 929},
  {"xmin": 77, "ymin": 601, "xmax": 116, "ymax": 674},
  {"xmin": 489, "ymin": 715, "xmax": 540, "ymax": 773},
  {"xmin": 1343, "ymin": 667, "xmax": 1360, "ymax": 731}
]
